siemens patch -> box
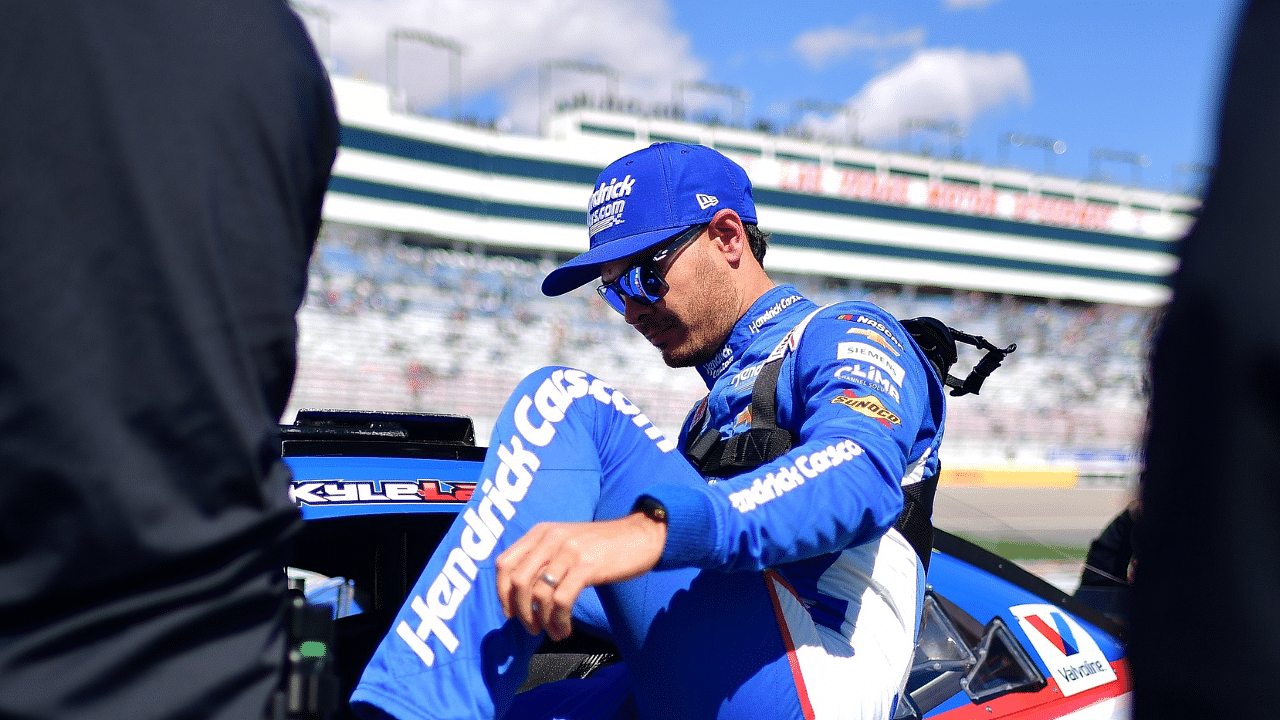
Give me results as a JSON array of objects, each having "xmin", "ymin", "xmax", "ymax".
[{"xmin": 837, "ymin": 342, "xmax": 906, "ymax": 384}]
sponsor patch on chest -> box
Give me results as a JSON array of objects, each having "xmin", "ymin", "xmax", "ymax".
[
  {"xmin": 831, "ymin": 389, "xmax": 900, "ymax": 428},
  {"xmin": 837, "ymin": 342, "xmax": 905, "ymax": 384},
  {"xmin": 834, "ymin": 365, "xmax": 901, "ymax": 402}
]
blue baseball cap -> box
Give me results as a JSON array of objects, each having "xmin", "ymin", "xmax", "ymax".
[{"xmin": 541, "ymin": 142, "xmax": 757, "ymax": 296}]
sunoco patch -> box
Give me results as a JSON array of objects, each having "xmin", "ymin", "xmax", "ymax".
[{"xmin": 831, "ymin": 389, "xmax": 900, "ymax": 428}]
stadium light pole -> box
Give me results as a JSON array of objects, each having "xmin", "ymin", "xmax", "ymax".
[
  {"xmin": 387, "ymin": 28, "xmax": 465, "ymax": 118},
  {"xmin": 1173, "ymin": 162, "xmax": 1214, "ymax": 195},
  {"xmin": 1000, "ymin": 132, "xmax": 1067, "ymax": 174},
  {"xmin": 790, "ymin": 100, "xmax": 858, "ymax": 145},
  {"xmin": 1090, "ymin": 148, "xmax": 1151, "ymax": 186},
  {"xmin": 901, "ymin": 118, "xmax": 965, "ymax": 159},
  {"xmin": 538, "ymin": 60, "xmax": 619, "ymax": 137},
  {"xmin": 673, "ymin": 81, "xmax": 748, "ymax": 128},
  {"xmin": 289, "ymin": 1, "xmax": 333, "ymax": 68}
]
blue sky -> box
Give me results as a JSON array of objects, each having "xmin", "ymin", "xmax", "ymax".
[{"xmin": 300, "ymin": 0, "xmax": 1243, "ymax": 193}]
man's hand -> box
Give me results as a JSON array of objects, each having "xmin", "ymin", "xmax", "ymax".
[{"xmin": 495, "ymin": 513, "xmax": 666, "ymax": 641}]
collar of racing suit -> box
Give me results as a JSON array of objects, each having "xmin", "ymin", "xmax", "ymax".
[{"xmin": 696, "ymin": 284, "xmax": 812, "ymax": 388}]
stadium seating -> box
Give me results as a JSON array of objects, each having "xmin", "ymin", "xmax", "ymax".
[{"xmin": 288, "ymin": 222, "xmax": 1154, "ymax": 483}]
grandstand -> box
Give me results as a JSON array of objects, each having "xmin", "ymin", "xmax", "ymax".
[{"xmin": 287, "ymin": 76, "xmax": 1194, "ymax": 486}]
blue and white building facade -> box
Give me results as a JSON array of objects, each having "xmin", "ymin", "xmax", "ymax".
[
  {"xmin": 295, "ymin": 76, "xmax": 1194, "ymax": 482},
  {"xmin": 323, "ymin": 76, "xmax": 1192, "ymax": 309}
]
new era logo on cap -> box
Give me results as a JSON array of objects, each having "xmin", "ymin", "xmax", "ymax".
[{"xmin": 696, "ymin": 193, "xmax": 719, "ymax": 210}]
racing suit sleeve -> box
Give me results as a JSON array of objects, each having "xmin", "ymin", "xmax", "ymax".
[{"xmin": 643, "ymin": 307, "xmax": 943, "ymax": 572}]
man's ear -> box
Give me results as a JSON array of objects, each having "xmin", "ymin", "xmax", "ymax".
[{"xmin": 706, "ymin": 209, "xmax": 747, "ymax": 265}]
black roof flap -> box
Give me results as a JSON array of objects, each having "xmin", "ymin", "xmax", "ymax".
[{"xmin": 283, "ymin": 409, "xmax": 476, "ymax": 446}]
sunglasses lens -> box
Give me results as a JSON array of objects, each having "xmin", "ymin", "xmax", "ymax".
[
  {"xmin": 598, "ymin": 285, "xmax": 627, "ymax": 314},
  {"xmin": 597, "ymin": 265, "xmax": 665, "ymax": 314},
  {"xmin": 638, "ymin": 267, "xmax": 667, "ymax": 297}
]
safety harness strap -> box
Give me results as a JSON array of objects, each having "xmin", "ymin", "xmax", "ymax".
[
  {"xmin": 682, "ymin": 309, "xmax": 946, "ymax": 567},
  {"xmin": 684, "ymin": 353, "xmax": 794, "ymax": 477},
  {"xmin": 897, "ymin": 470, "xmax": 940, "ymax": 567}
]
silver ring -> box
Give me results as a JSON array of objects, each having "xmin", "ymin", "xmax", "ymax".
[{"xmin": 539, "ymin": 571, "xmax": 559, "ymax": 588}]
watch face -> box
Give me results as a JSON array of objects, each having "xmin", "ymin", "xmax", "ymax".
[{"xmin": 636, "ymin": 496, "xmax": 668, "ymax": 523}]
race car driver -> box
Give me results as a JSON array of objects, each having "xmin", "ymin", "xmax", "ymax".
[{"xmin": 351, "ymin": 143, "xmax": 947, "ymax": 720}]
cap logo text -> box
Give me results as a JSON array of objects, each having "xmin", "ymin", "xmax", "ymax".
[{"xmin": 589, "ymin": 175, "xmax": 637, "ymax": 236}]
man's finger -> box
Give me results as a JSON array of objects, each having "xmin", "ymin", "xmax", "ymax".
[
  {"xmin": 495, "ymin": 524, "xmax": 549, "ymax": 620},
  {"xmin": 514, "ymin": 525, "xmax": 569, "ymax": 635},
  {"xmin": 530, "ymin": 566, "xmax": 559, "ymax": 637},
  {"xmin": 495, "ymin": 540, "xmax": 531, "ymax": 620},
  {"xmin": 544, "ymin": 571, "xmax": 584, "ymax": 642},
  {"xmin": 535, "ymin": 557, "xmax": 593, "ymax": 642},
  {"xmin": 512, "ymin": 554, "xmax": 552, "ymax": 636}
]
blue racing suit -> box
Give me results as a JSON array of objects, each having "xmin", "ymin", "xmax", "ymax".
[{"xmin": 351, "ymin": 284, "xmax": 947, "ymax": 720}]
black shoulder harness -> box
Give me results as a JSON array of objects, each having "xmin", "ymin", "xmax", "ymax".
[{"xmin": 682, "ymin": 314, "xmax": 1016, "ymax": 570}]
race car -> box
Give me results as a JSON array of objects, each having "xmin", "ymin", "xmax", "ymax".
[{"xmin": 281, "ymin": 409, "xmax": 1129, "ymax": 720}]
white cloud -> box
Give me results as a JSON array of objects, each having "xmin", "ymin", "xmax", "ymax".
[
  {"xmin": 297, "ymin": 0, "xmax": 706, "ymax": 132},
  {"xmin": 836, "ymin": 49, "xmax": 1032, "ymax": 142},
  {"xmin": 792, "ymin": 23, "xmax": 926, "ymax": 70}
]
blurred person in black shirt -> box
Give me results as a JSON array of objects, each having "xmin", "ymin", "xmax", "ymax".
[
  {"xmin": 1133, "ymin": 1, "xmax": 1280, "ymax": 717},
  {"xmin": 1075, "ymin": 500, "xmax": 1139, "ymax": 625},
  {"xmin": 0, "ymin": 1, "xmax": 338, "ymax": 718},
  {"xmin": 1080, "ymin": 500, "xmax": 1139, "ymax": 590}
]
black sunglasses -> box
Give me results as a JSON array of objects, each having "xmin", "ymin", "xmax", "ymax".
[{"xmin": 596, "ymin": 224, "xmax": 706, "ymax": 314}]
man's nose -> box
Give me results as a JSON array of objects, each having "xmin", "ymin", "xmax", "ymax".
[{"xmin": 623, "ymin": 296, "xmax": 652, "ymax": 325}]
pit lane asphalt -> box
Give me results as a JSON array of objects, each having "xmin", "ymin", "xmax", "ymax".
[
  {"xmin": 933, "ymin": 485, "xmax": 1135, "ymax": 549},
  {"xmin": 933, "ymin": 485, "xmax": 1136, "ymax": 595}
]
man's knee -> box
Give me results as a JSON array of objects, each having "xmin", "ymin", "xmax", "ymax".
[
  {"xmin": 505, "ymin": 367, "xmax": 622, "ymax": 439},
  {"xmin": 506, "ymin": 367, "xmax": 676, "ymax": 455},
  {"xmin": 504, "ymin": 367, "xmax": 595, "ymax": 445}
]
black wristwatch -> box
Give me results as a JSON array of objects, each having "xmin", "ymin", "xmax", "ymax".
[{"xmin": 632, "ymin": 495, "xmax": 668, "ymax": 524}]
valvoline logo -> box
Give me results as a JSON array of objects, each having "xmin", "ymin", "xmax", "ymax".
[
  {"xmin": 1023, "ymin": 612, "xmax": 1079, "ymax": 656},
  {"xmin": 1010, "ymin": 604, "xmax": 1117, "ymax": 696}
]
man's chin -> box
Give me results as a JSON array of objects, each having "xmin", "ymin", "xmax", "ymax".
[
  {"xmin": 659, "ymin": 342, "xmax": 714, "ymax": 369},
  {"xmin": 660, "ymin": 350, "xmax": 694, "ymax": 368},
  {"xmin": 642, "ymin": 324, "xmax": 716, "ymax": 368}
]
